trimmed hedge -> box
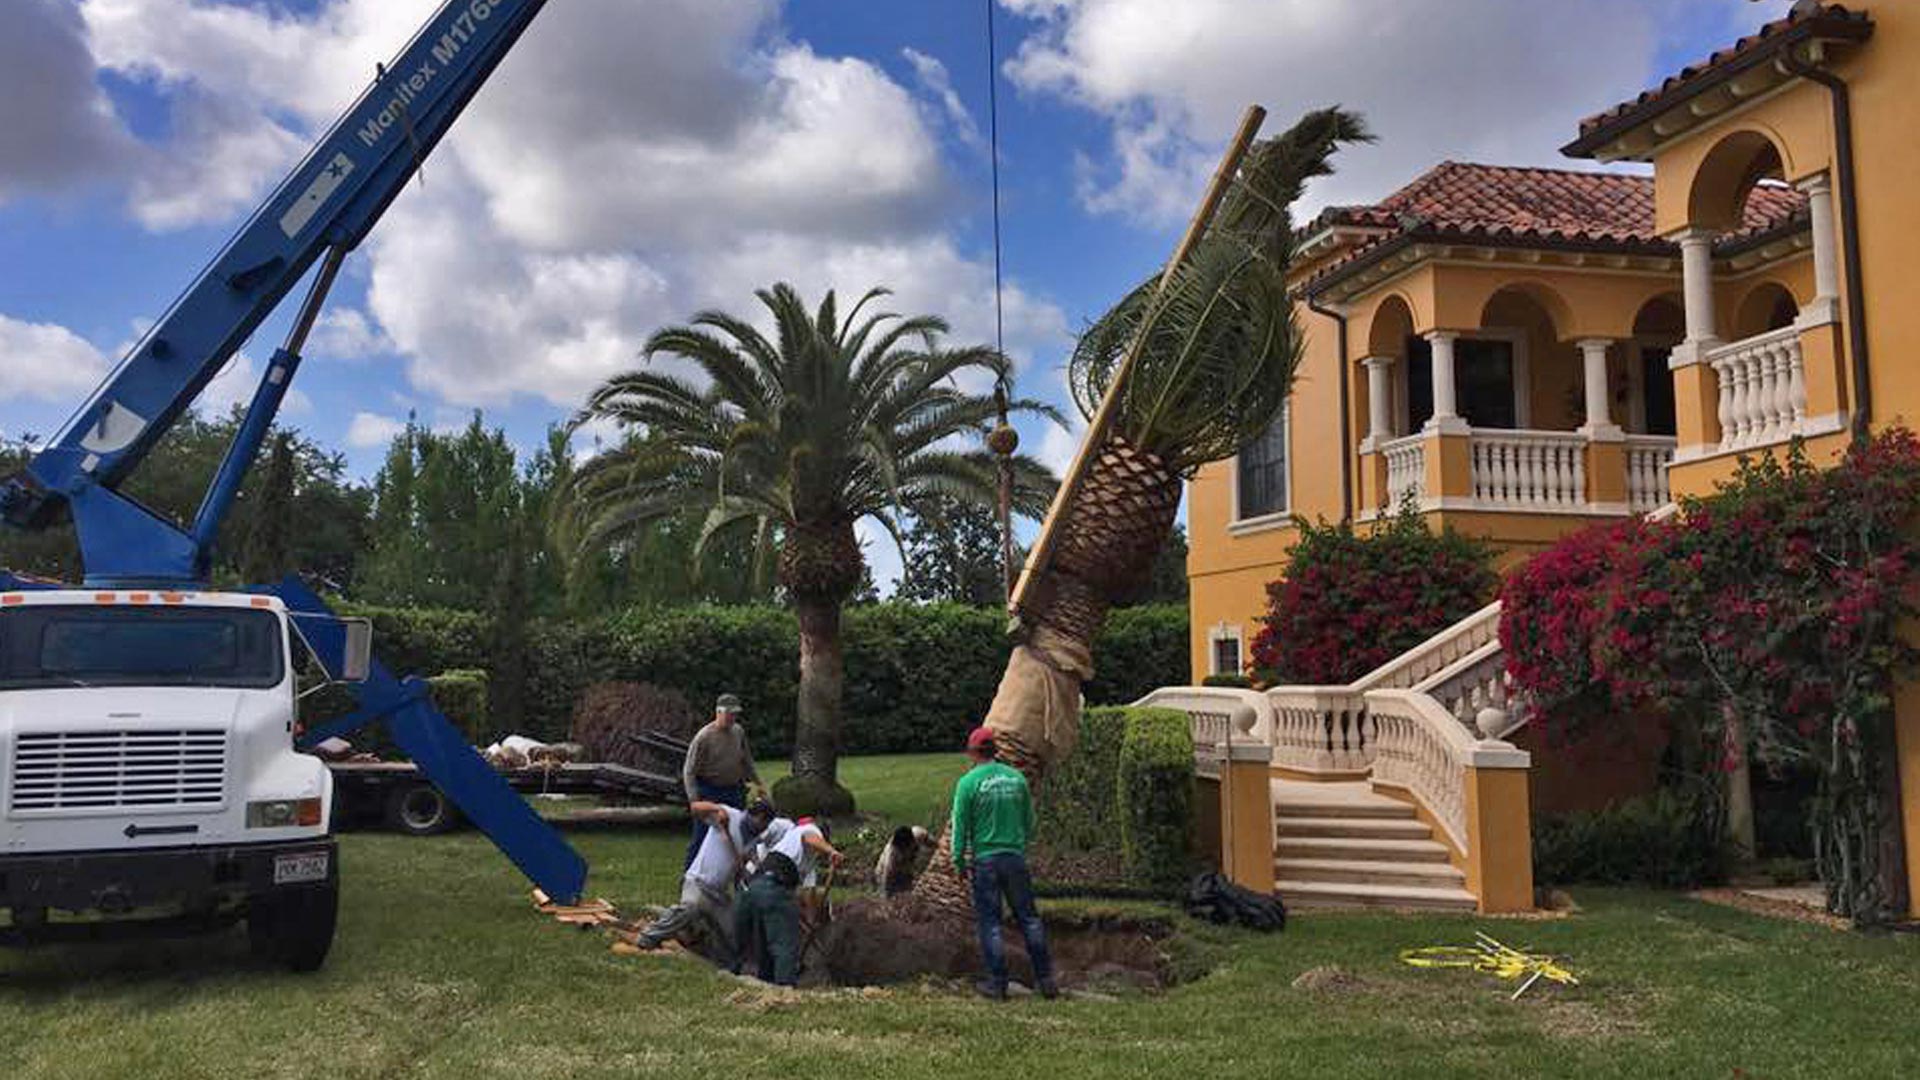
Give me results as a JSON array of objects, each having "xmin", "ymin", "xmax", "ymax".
[
  {"xmin": 1035, "ymin": 706, "xmax": 1196, "ymax": 894},
  {"xmin": 332, "ymin": 601, "xmax": 1189, "ymax": 758},
  {"xmin": 1117, "ymin": 708, "xmax": 1197, "ymax": 891},
  {"xmin": 427, "ymin": 670, "xmax": 490, "ymax": 744}
]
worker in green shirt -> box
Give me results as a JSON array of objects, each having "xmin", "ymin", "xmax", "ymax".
[{"xmin": 950, "ymin": 726, "xmax": 1056, "ymax": 1001}]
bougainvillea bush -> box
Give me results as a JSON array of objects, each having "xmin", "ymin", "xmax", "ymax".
[
  {"xmin": 1501, "ymin": 430, "xmax": 1920, "ymax": 922},
  {"xmin": 1251, "ymin": 504, "xmax": 1496, "ymax": 685}
]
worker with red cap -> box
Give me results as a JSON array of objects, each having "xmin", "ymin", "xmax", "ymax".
[{"xmin": 950, "ymin": 725, "xmax": 1056, "ymax": 1000}]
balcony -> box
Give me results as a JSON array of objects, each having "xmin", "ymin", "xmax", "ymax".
[{"xmin": 1369, "ymin": 427, "xmax": 1673, "ymax": 518}]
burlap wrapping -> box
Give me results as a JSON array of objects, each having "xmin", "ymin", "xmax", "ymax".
[{"xmin": 983, "ymin": 629, "xmax": 1087, "ymax": 774}]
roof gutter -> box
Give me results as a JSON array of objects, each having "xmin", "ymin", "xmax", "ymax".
[
  {"xmin": 1563, "ymin": 14, "xmax": 1873, "ymax": 159},
  {"xmin": 1779, "ymin": 47, "xmax": 1872, "ymax": 442},
  {"xmin": 1304, "ymin": 293, "xmax": 1354, "ymax": 524}
]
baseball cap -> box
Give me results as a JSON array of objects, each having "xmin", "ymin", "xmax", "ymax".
[
  {"xmin": 966, "ymin": 726, "xmax": 997, "ymax": 751},
  {"xmin": 715, "ymin": 693, "xmax": 742, "ymax": 712}
]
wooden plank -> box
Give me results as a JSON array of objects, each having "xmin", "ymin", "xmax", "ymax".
[{"xmin": 1008, "ymin": 104, "xmax": 1267, "ymax": 621}]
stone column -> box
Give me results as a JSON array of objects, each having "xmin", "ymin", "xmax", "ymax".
[
  {"xmin": 1464, "ymin": 728, "xmax": 1535, "ymax": 915},
  {"xmin": 1425, "ymin": 331, "xmax": 1467, "ymax": 434},
  {"xmin": 1678, "ymin": 228, "xmax": 1721, "ymax": 348},
  {"xmin": 1362, "ymin": 355, "xmax": 1394, "ymax": 447},
  {"xmin": 1799, "ymin": 172, "xmax": 1842, "ymax": 325},
  {"xmin": 1217, "ymin": 732, "xmax": 1275, "ymax": 895},
  {"xmin": 1577, "ymin": 339, "xmax": 1623, "ymax": 438}
]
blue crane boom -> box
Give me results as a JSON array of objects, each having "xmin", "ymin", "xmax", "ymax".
[{"xmin": 0, "ymin": 0, "xmax": 590, "ymax": 904}]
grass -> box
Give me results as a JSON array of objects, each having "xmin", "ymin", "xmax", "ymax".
[{"xmin": 2, "ymin": 753, "xmax": 1917, "ymax": 1079}]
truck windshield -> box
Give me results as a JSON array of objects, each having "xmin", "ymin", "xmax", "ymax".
[{"xmin": 0, "ymin": 606, "xmax": 285, "ymax": 691}]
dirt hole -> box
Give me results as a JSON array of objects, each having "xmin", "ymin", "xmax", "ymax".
[{"xmin": 675, "ymin": 899, "xmax": 1198, "ymax": 996}]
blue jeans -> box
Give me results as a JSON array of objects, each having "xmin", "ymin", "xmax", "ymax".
[
  {"xmin": 969, "ymin": 852, "xmax": 1053, "ymax": 989},
  {"xmin": 686, "ymin": 781, "xmax": 746, "ymax": 869}
]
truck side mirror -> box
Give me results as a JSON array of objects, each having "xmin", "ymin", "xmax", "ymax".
[{"xmin": 338, "ymin": 618, "xmax": 374, "ymax": 683}]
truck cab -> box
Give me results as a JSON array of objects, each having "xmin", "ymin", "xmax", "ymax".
[{"xmin": 0, "ymin": 589, "xmax": 344, "ymax": 970}]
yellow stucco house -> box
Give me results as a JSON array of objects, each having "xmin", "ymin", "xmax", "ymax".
[{"xmin": 1168, "ymin": 3, "xmax": 1920, "ymax": 915}]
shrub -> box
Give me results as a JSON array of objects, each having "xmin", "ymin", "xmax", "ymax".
[
  {"xmin": 1531, "ymin": 787, "xmax": 1730, "ymax": 889},
  {"xmin": 1498, "ymin": 519, "xmax": 1643, "ymax": 731},
  {"xmin": 1086, "ymin": 604, "xmax": 1191, "ymax": 705},
  {"xmin": 569, "ymin": 682, "xmax": 702, "ymax": 770},
  {"xmin": 1201, "ymin": 673, "xmax": 1252, "ymax": 689},
  {"xmin": 1250, "ymin": 506, "xmax": 1495, "ymax": 685},
  {"xmin": 1116, "ymin": 707, "xmax": 1197, "ymax": 891},
  {"xmin": 1503, "ymin": 431, "xmax": 1920, "ymax": 921},
  {"xmin": 1035, "ymin": 708, "xmax": 1129, "ymax": 856},
  {"xmin": 427, "ymin": 669, "xmax": 490, "ymax": 744},
  {"xmin": 324, "ymin": 601, "xmax": 1190, "ymax": 760},
  {"xmin": 1034, "ymin": 706, "xmax": 1195, "ymax": 894}
]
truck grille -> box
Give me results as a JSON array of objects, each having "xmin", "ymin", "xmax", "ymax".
[{"xmin": 9, "ymin": 730, "xmax": 228, "ymax": 813}]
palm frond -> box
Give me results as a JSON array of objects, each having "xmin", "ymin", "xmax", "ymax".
[{"xmin": 1070, "ymin": 106, "xmax": 1369, "ymax": 472}]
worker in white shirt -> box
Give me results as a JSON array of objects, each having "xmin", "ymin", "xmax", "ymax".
[
  {"xmin": 634, "ymin": 799, "xmax": 775, "ymax": 956},
  {"xmin": 732, "ymin": 816, "xmax": 844, "ymax": 985}
]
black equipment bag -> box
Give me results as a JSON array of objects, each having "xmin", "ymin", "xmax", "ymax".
[{"xmin": 1184, "ymin": 872, "xmax": 1287, "ymax": 932}]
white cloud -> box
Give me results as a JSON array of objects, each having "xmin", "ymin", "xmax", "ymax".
[
  {"xmin": 307, "ymin": 308, "xmax": 390, "ymax": 362},
  {"xmin": 125, "ymin": 89, "xmax": 307, "ymax": 230},
  {"xmin": 0, "ymin": 315, "xmax": 110, "ymax": 403},
  {"xmin": 61, "ymin": 0, "xmax": 1070, "ymax": 426},
  {"xmin": 197, "ymin": 353, "xmax": 314, "ymax": 418},
  {"xmin": 0, "ymin": 1, "xmax": 131, "ymax": 202},
  {"xmin": 903, "ymin": 47, "xmax": 988, "ymax": 154},
  {"xmin": 1036, "ymin": 415, "xmax": 1086, "ymax": 479},
  {"xmin": 1002, "ymin": 0, "xmax": 1689, "ymax": 225},
  {"xmin": 344, "ymin": 411, "xmax": 406, "ymax": 450},
  {"xmin": 365, "ymin": 163, "xmax": 674, "ymax": 408}
]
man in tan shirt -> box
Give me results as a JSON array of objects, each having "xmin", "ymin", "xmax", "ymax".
[{"xmin": 682, "ymin": 693, "xmax": 761, "ymax": 868}]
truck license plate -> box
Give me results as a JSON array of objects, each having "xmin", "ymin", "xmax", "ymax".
[{"xmin": 273, "ymin": 852, "xmax": 330, "ymax": 885}]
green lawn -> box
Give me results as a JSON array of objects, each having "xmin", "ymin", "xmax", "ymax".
[{"xmin": 3, "ymin": 753, "xmax": 1917, "ymax": 1079}]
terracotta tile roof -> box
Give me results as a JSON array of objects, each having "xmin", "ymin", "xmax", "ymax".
[
  {"xmin": 1314, "ymin": 162, "xmax": 1801, "ymax": 244},
  {"xmin": 1303, "ymin": 162, "xmax": 1806, "ymax": 293},
  {"xmin": 1567, "ymin": 3, "xmax": 1873, "ymax": 156}
]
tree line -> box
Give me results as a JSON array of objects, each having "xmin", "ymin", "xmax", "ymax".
[{"xmin": 0, "ymin": 411, "xmax": 1185, "ymax": 614}]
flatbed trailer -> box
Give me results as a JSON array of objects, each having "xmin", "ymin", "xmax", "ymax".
[{"xmin": 329, "ymin": 754, "xmax": 686, "ymax": 835}]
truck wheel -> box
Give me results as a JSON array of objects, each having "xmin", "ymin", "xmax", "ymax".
[
  {"xmin": 248, "ymin": 880, "xmax": 338, "ymax": 973},
  {"xmin": 385, "ymin": 781, "xmax": 462, "ymax": 836}
]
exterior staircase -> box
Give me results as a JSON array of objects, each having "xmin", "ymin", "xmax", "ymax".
[{"xmin": 1271, "ymin": 779, "xmax": 1476, "ymax": 911}]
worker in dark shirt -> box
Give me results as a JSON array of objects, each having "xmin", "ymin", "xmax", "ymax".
[{"xmin": 681, "ymin": 693, "xmax": 761, "ymax": 868}]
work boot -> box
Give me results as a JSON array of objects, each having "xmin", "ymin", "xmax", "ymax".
[
  {"xmin": 1038, "ymin": 978, "xmax": 1060, "ymax": 1000},
  {"xmin": 974, "ymin": 979, "xmax": 1008, "ymax": 1001}
]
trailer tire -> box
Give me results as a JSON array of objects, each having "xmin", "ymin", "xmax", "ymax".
[
  {"xmin": 385, "ymin": 781, "xmax": 462, "ymax": 836},
  {"xmin": 248, "ymin": 880, "xmax": 338, "ymax": 973}
]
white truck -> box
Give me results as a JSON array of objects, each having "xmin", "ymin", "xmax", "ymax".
[{"xmin": 0, "ymin": 589, "xmax": 367, "ymax": 971}]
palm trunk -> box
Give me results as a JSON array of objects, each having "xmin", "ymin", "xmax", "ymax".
[
  {"xmin": 906, "ymin": 437, "xmax": 1182, "ymax": 918},
  {"xmin": 773, "ymin": 521, "xmax": 861, "ymax": 817},
  {"xmin": 792, "ymin": 597, "xmax": 844, "ymax": 788}
]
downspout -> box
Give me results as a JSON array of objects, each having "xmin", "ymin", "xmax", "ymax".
[
  {"xmin": 1783, "ymin": 45, "xmax": 1905, "ymax": 919},
  {"xmin": 1779, "ymin": 47, "xmax": 1871, "ymax": 441},
  {"xmin": 1306, "ymin": 293, "xmax": 1354, "ymax": 524}
]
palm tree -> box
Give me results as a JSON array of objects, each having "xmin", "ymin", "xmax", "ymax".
[
  {"xmin": 909, "ymin": 107, "xmax": 1370, "ymax": 916},
  {"xmin": 559, "ymin": 284, "xmax": 1059, "ymax": 814}
]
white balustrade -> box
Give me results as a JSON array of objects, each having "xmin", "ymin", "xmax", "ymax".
[
  {"xmin": 1381, "ymin": 433, "xmax": 1426, "ymax": 509},
  {"xmin": 1356, "ymin": 601, "xmax": 1503, "ymax": 691},
  {"xmin": 1265, "ymin": 687, "xmax": 1372, "ymax": 773},
  {"xmin": 1707, "ymin": 326, "xmax": 1807, "ymax": 452},
  {"xmin": 1361, "ymin": 691, "xmax": 1478, "ymax": 852},
  {"xmin": 1131, "ymin": 687, "xmax": 1271, "ymax": 778},
  {"xmin": 1624, "ymin": 436, "xmax": 1676, "ymax": 513},
  {"xmin": 1413, "ymin": 640, "xmax": 1525, "ymax": 738},
  {"xmin": 1469, "ymin": 430, "xmax": 1587, "ymax": 509}
]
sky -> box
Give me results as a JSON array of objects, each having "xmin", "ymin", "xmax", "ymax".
[{"xmin": 0, "ymin": 0, "xmax": 1801, "ymax": 588}]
